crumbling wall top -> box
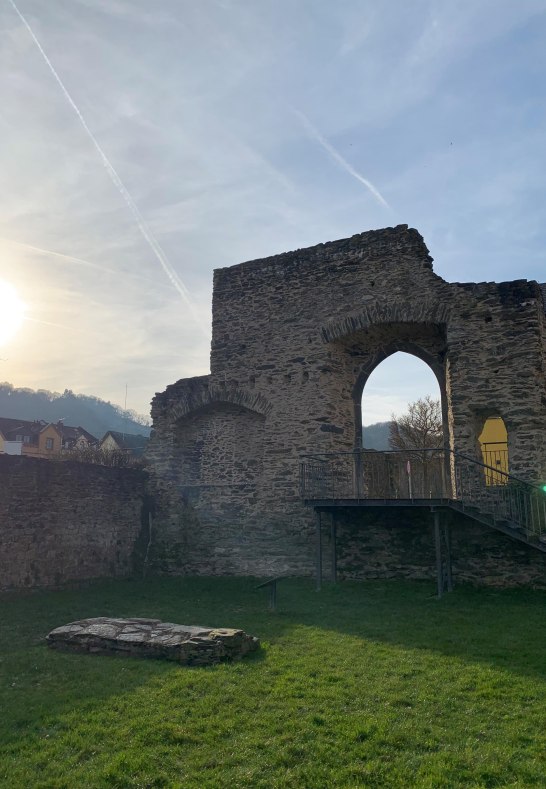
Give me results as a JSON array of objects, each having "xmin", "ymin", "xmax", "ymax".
[{"xmin": 213, "ymin": 225, "xmax": 434, "ymax": 285}]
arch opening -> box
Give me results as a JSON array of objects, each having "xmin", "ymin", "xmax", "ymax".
[{"xmin": 360, "ymin": 351, "xmax": 446, "ymax": 452}]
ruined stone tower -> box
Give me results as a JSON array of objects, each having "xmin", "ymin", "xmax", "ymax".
[{"xmin": 147, "ymin": 225, "xmax": 546, "ymax": 579}]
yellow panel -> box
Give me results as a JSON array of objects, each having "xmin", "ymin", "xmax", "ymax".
[
  {"xmin": 478, "ymin": 417, "xmax": 508, "ymax": 483},
  {"xmin": 478, "ymin": 417, "xmax": 507, "ymax": 445}
]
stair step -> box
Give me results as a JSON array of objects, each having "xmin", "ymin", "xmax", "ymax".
[
  {"xmin": 495, "ymin": 519, "xmax": 524, "ymax": 531},
  {"xmin": 450, "ymin": 501, "xmax": 545, "ymax": 549}
]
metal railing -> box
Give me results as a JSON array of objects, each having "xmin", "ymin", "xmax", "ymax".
[
  {"xmin": 300, "ymin": 449, "xmax": 546, "ymax": 542},
  {"xmin": 300, "ymin": 449, "xmax": 448, "ymax": 500},
  {"xmin": 480, "ymin": 442, "xmax": 509, "ymax": 485}
]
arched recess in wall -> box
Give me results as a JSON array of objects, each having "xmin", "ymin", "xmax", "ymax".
[
  {"xmin": 478, "ymin": 416, "xmax": 509, "ymax": 485},
  {"xmin": 354, "ymin": 346, "xmax": 448, "ymax": 452},
  {"xmin": 174, "ymin": 402, "xmax": 265, "ymax": 509}
]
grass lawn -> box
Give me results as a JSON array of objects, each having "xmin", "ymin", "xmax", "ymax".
[{"xmin": 1, "ymin": 577, "xmax": 545, "ymax": 788}]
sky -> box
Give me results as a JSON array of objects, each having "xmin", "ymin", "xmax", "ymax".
[{"xmin": 1, "ymin": 0, "xmax": 545, "ymax": 423}]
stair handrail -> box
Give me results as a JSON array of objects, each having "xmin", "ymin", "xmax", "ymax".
[{"xmin": 450, "ymin": 449, "xmax": 545, "ymax": 491}]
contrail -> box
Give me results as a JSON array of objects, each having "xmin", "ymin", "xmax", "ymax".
[
  {"xmin": 24, "ymin": 315, "xmax": 102, "ymax": 337},
  {"xmin": 8, "ymin": 0, "xmax": 207, "ymax": 332},
  {"xmin": 0, "ymin": 236, "xmax": 173, "ymax": 290},
  {"xmin": 293, "ymin": 109, "xmax": 390, "ymax": 209},
  {"xmin": 0, "ymin": 236, "xmax": 122, "ymax": 278}
]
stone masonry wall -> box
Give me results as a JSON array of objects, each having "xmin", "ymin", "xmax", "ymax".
[
  {"xmin": 332, "ymin": 508, "xmax": 546, "ymax": 589},
  {"xmin": 0, "ymin": 456, "xmax": 148, "ymax": 590},
  {"xmin": 148, "ymin": 225, "xmax": 546, "ymax": 581}
]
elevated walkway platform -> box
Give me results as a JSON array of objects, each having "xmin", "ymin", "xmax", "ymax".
[{"xmin": 300, "ymin": 449, "xmax": 546, "ymax": 596}]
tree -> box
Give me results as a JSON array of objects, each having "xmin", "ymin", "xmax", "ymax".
[
  {"xmin": 389, "ymin": 396, "xmax": 443, "ymax": 452},
  {"xmin": 53, "ymin": 446, "xmax": 143, "ymax": 468}
]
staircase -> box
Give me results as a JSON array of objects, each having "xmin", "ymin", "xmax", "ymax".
[
  {"xmin": 450, "ymin": 451, "xmax": 546, "ymax": 551},
  {"xmin": 300, "ymin": 448, "xmax": 546, "ymax": 552}
]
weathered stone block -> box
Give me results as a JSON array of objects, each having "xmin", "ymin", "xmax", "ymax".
[{"xmin": 47, "ymin": 617, "xmax": 260, "ymax": 665}]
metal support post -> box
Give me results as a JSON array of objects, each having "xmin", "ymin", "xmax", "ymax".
[
  {"xmin": 315, "ymin": 509, "xmax": 322, "ymax": 592},
  {"xmin": 269, "ymin": 581, "xmax": 277, "ymax": 611},
  {"xmin": 433, "ymin": 509, "xmax": 443, "ymax": 599},
  {"xmin": 330, "ymin": 513, "xmax": 337, "ymax": 584},
  {"xmin": 444, "ymin": 521, "xmax": 453, "ymax": 592}
]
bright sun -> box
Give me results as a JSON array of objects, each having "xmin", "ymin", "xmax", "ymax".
[{"xmin": 0, "ymin": 280, "xmax": 26, "ymax": 347}]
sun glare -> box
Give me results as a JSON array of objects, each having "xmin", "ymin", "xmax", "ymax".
[{"xmin": 0, "ymin": 280, "xmax": 26, "ymax": 347}]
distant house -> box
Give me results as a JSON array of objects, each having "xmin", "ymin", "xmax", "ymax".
[
  {"xmin": 0, "ymin": 417, "xmax": 46, "ymax": 456},
  {"xmin": 56, "ymin": 424, "xmax": 98, "ymax": 451},
  {"xmin": 100, "ymin": 431, "xmax": 148, "ymax": 458},
  {"xmin": 0, "ymin": 417, "xmax": 97, "ymax": 458}
]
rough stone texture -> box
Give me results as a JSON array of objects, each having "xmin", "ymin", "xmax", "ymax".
[
  {"xmin": 332, "ymin": 508, "xmax": 546, "ymax": 588},
  {"xmin": 0, "ymin": 455, "xmax": 148, "ymax": 590},
  {"xmin": 47, "ymin": 617, "xmax": 259, "ymax": 665},
  {"xmin": 147, "ymin": 225, "xmax": 546, "ymax": 582}
]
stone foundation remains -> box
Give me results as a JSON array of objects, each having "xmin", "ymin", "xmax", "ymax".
[{"xmin": 47, "ymin": 617, "xmax": 259, "ymax": 665}]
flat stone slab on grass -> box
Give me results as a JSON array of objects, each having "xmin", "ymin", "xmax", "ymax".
[{"xmin": 47, "ymin": 617, "xmax": 259, "ymax": 666}]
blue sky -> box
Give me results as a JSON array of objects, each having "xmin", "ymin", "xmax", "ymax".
[{"xmin": 1, "ymin": 0, "xmax": 545, "ymax": 421}]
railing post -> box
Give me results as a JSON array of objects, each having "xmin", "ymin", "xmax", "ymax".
[
  {"xmin": 444, "ymin": 443, "xmax": 453, "ymax": 499},
  {"xmin": 354, "ymin": 450, "xmax": 364, "ymax": 499}
]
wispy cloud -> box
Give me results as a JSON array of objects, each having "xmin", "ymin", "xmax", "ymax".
[
  {"xmin": 7, "ymin": 0, "xmax": 207, "ymax": 333},
  {"xmin": 293, "ymin": 109, "xmax": 390, "ymax": 209}
]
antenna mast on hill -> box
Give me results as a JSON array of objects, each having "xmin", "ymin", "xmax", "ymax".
[{"xmin": 123, "ymin": 383, "xmax": 128, "ymax": 441}]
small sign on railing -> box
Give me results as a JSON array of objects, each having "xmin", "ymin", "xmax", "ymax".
[{"xmin": 406, "ymin": 459, "xmax": 412, "ymax": 499}]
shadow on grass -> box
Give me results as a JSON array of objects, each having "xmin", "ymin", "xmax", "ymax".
[
  {"xmin": 1, "ymin": 575, "xmax": 544, "ymax": 748},
  {"xmin": 275, "ymin": 578, "xmax": 546, "ymax": 681}
]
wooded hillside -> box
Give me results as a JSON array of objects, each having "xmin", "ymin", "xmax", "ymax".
[{"xmin": 0, "ymin": 383, "xmax": 151, "ymax": 438}]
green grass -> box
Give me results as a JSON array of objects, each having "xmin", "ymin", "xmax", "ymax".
[{"xmin": 1, "ymin": 577, "xmax": 545, "ymax": 788}]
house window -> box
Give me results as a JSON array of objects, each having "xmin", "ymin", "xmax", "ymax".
[
  {"xmin": 23, "ymin": 436, "xmax": 31, "ymax": 444},
  {"xmin": 16, "ymin": 434, "xmax": 22, "ymax": 441},
  {"xmin": 45, "ymin": 438, "xmax": 54, "ymax": 450}
]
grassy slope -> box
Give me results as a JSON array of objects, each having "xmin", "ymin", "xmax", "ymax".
[{"xmin": 0, "ymin": 578, "xmax": 545, "ymax": 788}]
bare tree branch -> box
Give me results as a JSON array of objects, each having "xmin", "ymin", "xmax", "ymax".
[{"xmin": 389, "ymin": 396, "xmax": 443, "ymax": 453}]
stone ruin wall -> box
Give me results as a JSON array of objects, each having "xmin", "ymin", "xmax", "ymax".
[
  {"xmin": 148, "ymin": 225, "xmax": 546, "ymax": 580},
  {"xmin": 0, "ymin": 456, "xmax": 148, "ymax": 590}
]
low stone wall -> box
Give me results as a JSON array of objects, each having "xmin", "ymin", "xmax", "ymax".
[
  {"xmin": 0, "ymin": 455, "xmax": 148, "ymax": 590},
  {"xmin": 333, "ymin": 507, "xmax": 546, "ymax": 588}
]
